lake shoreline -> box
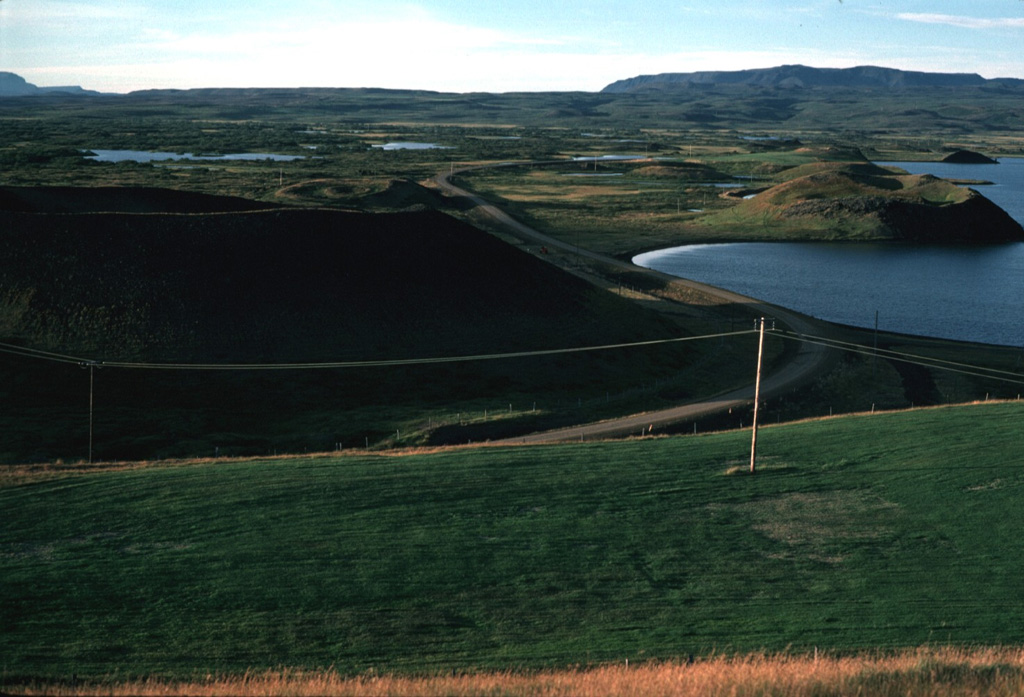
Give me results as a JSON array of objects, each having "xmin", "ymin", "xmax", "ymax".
[{"xmin": 631, "ymin": 159, "xmax": 1024, "ymax": 347}]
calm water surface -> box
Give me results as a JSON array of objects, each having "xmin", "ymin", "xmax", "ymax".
[
  {"xmin": 372, "ymin": 142, "xmax": 452, "ymax": 151},
  {"xmin": 635, "ymin": 158, "xmax": 1024, "ymax": 346},
  {"xmin": 84, "ymin": 149, "xmax": 305, "ymax": 162}
]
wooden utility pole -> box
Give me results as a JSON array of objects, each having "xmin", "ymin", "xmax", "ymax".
[
  {"xmin": 86, "ymin": 362, "xmax": 96, "ymax": 464},
  {"xmin": 873, "ymin": 310, "xmax": 879, "ymax": 379},
  {"xmin": 750, "ymin": 318, "xmax": 767, "ymax": 474}
]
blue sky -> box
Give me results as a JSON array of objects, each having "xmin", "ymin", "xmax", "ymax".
[{"xmin": 1, "ymin": 0, "xmax": 1022, "ymax": 93}]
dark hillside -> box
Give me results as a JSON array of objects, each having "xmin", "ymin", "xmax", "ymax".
[
  {"xmin": 0, "ymin": 185, "xmax": 284, "ymax": 213},
  {"xmin": 0, "ymin": 207, "xmax": 667, "ymax": 361},
  {"xmin": 941, "ymin": 150, "xmax": 998, "ymax": 164},
  {"xmin": 0, "ymin": 199, "xmax": 699, "ymax": 462}
]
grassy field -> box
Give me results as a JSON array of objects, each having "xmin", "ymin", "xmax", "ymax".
[
  {"xmin": 3, "ymin": 401, "xmax": 1024, "ymax": 685},
  {"xmin": 454, "ymin": 149, "xmax": 1023, "ymax": 256},
  {"xmin": 5, "ymin": 84, "xmax": 1024, "ymax": 140},
  {"xmin": 11, "ymin": 648, "xmax": 1024, "ymax": 696},
  {"xmin": 3, "ymin": 89, "xmax": 1023, "ymax": 213}
]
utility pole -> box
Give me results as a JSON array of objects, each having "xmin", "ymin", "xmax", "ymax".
[
  {"xmin": 750, "ymin": 318, "xmax": 770, "ymax": 474},
  {"xmin": 81, "ymin": 361, "xmax": 98, "ymax": 464},
  {"xmin": 872, "ymin": 310, "xmax": 879, "ymax": 379},
  {"xmin": 89, "ymin": 363, "xmax": 94, "ymax": 464}
]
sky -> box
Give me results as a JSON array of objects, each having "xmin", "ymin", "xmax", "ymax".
[{"xmin": 1, "ymin": 0, "xmax": 1022, "ymax": 93}]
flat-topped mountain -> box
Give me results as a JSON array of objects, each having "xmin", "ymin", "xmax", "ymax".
[
  {"xmin": 602, "ymin": 65, "xmax": 1021, "ymax": 93},
  {"xmin": 0, "ymin": 72, "xmax": 104, "ymax": 97}
]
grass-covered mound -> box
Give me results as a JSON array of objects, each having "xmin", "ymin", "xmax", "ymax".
[
  {"xmin": 629, "ymin": 162, "xmax": 732, "ymax": 181},
  {"xmin": 693, "ymin": 162, "xmax": 1024, "ymax": 242},
  {"xmin": 2, "ymin": 401, "xmax": 1023, "ymax": 681},
  {"xmin": 276, "ymin": 177, "xmax": 464, "ymax": 211},
  {"xmin": 0, "ymin": 196, "xmax": 730, "ymax": 462},
  {"xmin": 0, "ymin": 185, "xmax": 283, "ymax": 214}
]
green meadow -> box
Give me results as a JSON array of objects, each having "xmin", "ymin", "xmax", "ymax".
[{"xmin": 3, "ymin": 401, "xmax": 1023, "ymax": 682}]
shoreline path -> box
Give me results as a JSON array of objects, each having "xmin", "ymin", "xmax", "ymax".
[{"xmin": 432, "ymin": 162, "xmax": 836, "ymax": 443}]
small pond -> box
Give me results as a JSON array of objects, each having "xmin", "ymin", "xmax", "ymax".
[
  {"xmin": 372, "ymin": 142, "xmax": 453, "ymax": 151},
  {"xmin": 83, "ymin": 150, "xmax": 306, "ymax": 163}
]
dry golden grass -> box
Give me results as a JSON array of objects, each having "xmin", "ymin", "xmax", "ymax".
[
  {"xmin": 0, "ymin": 451, "xmax": 348, "ymax": 488},
  {"xmin": 11, "ymin": 648, "xmax": 1024, "ymax": 697},
  {"xmin": 0, "ymin": 444, "xmax": 506, "ymax": 488},
  {"xmin": 0, "ymin": 458, "xmax": 182, "ymax": 487}
]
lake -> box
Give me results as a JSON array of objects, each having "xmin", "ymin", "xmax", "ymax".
[
  {"xmin": 635, "ymin": 158, "xmax": 1024, "ymax": 346},
  {"xmin": 572, "ymin": 155, "xmax": 647, "ymax": 162},
  {"xmin": 372, "ymin": 142, "xmax": 452, "ymax": 151},
  {"xmin": 84, "ymin": 149, "xmax": 306, "ymax": 162}
]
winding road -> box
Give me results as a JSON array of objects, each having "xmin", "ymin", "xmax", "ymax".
[{"xmin": 432, "ymin": 162, "xmax": 837, "ymax": 443}]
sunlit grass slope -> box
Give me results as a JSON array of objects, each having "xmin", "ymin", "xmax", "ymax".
[
  {"xmin": 3, "ymin": 401, "xmax": 1023, "ymax": 681},
  {"xmin": 689, "ymin": 162, "xmax": 1022, "ymax": 241}
]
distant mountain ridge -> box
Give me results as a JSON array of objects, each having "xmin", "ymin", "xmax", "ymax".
[
  {"xmin": 4, "ymin": 66, "xmax": 1023, "ymax": 98},
  {"xmin": 602, "ymin": 65, "xmax": 1023, "ymax": 93},
  {"xmin": 0, "ymin": 72, "xmax": 105, "ymax": 97}
]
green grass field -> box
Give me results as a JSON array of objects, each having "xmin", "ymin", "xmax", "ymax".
[{"xmin": 3, "ymin": 401, "xmax": 1023, "ymax": 683}]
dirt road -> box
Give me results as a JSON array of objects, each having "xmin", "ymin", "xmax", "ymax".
[{"xmin": 432, "ymin": 163, "xmax": 837, "ymax": 443}]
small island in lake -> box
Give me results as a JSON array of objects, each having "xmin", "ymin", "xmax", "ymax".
[{"xmin": 941, "ymin": 150, "xmax": 999, "ymax": 164}]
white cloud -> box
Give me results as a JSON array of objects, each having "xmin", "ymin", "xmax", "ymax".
[
  {"xmin": 110, "ymin": 15, "xmax": 580, "ymax": 90},
  {"xmin": 897, "ymin": 13, "xmax": 1024, "ymax": 30},
  {"xmin": 10, "ymin": 2, "xmax": 1024, "ymax": 93},
  {"xmin": 138, "ymin": 16, "xmax": 567, "ymax": 60},
  {"xmin": 34, "ymin": 40, "xmax": 1002, "ymax": 94},
  {"xmin": 1, "ymin": 0, "xmax": 145, "ymax": 24}
]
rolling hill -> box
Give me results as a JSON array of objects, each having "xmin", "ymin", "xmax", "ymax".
[
  {"xmin": 0, "ymin": 188, "xmax": 709, "ymax": 462},
  {"xmin": 691, "ymin": 162, "xmax": 1024, "ymax": 241},
  {"xmin": 0, "ymin": 185, "xmax": 283, "ymax": 214}
]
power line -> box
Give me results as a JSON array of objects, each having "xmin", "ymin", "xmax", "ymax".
[
  {"xmin": 4, "ymin": 329, "xmax": 1022, "ymax": 388},
  {"xmin": 0, "ymin": 342, "xmax": 88, "ymax": 365},
  {"xmin": 778, "ymin": 331, "xmax": 1024, "ymax": 386},
  {"xmin": 789, "ymin": 332, "xmax": 1024, "ymax": 379},
  {"xmin": 0, "ymin": 329, "xmax": 756, "ymax": 372}
]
